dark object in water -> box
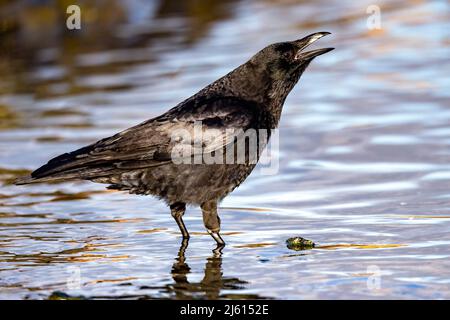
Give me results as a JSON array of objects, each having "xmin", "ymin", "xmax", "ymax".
[
  {"xmin": 286, "ymin": 237, "xmax": 315, "ymax": 250},
  {"xmin": 15, "ymin": 33, "xmax": 333, "ymax": 248}
]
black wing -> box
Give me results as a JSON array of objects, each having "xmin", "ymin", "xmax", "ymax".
[{"xmin": 16, "ymin": 96, "xmax": 261, "ymax": 184}]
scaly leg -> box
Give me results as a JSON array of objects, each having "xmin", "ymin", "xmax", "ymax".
[
  {"xmin": 170, "ymin": 202, "xmax": 189, "ymax": 239},
  {"xmin": 200, "ymin": 200, "xmax": 225, "ymax": 246}
]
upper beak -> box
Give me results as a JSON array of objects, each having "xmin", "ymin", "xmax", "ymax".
[{"xmin": 293, "ymin": 32, "xmax": 334, "ymax": 61}]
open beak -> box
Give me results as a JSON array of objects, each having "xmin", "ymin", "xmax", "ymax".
[{"xmin": 293, "ymin": 32, "xmax": 334, "ymax": 61}]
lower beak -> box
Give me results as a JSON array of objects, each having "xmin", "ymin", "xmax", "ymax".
[
  {"xmin": 298, "ymin": 47, "xmax": 335, "ymax": 60},
  {"xmin": 293, "ymin": 32, "xmax": 334, "ymax": 61}
]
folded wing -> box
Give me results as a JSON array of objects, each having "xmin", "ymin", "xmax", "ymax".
[{"xmin": 15, "ymin": 96, "xmax": 261, "ymax": 184}]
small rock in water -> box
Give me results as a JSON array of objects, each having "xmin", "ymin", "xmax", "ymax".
[{"xmin": 286, "ymin": 237, "xmax": 315, "ymax": 250}]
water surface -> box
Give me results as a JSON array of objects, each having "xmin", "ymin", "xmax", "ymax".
[{"xmin": 1, "ymin": 0, "xmax": 450, "ymax": 299}]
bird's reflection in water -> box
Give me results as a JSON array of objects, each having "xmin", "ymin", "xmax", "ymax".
[
  {"xmin": 49, "ymin": 240, "xmax": 266, "ymax": 299},
  {"xmin": 165, "ymin": 239, "xmax": 263, "ymax": 299}
]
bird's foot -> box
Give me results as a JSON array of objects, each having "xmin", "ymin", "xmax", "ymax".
[{"xmin": 207, "ymin": 229, "xmax": 225, "ymax": 246}]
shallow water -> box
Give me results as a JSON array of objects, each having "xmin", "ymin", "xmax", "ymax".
[{"xmin": 1, "ymin": 0, "xmax": 450, "ymax": 299}]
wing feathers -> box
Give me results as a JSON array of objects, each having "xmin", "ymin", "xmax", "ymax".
[{"xmin": 17, "ymin": 96, "xmax": 262, "ymax": 184}]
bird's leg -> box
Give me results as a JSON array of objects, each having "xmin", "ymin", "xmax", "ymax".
[
  {"xmin": 201, "ymin": 200, "xmax": 225, "ymax": 247},
  {"xmin": 170, "ymin": 202, "xmax": 189, "ymax": 239}
]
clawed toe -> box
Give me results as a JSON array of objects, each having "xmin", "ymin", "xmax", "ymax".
[{"xmin": 207, "ymin": 229, "xmax": 225, "ymax": 246}]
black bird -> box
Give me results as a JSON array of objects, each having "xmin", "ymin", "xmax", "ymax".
[{"xmin": 15, "ymin": 32, "xmax": 334, "ymax": 248}]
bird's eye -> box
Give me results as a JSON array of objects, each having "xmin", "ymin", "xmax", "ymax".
[{"xmin": 283, "ymin": 51, "xmax": 293, "ymax": 60}]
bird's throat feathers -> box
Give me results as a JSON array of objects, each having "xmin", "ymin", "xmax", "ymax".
[
  {"xmin": 227, "ymin": 60, "xmax": 305, "ymax": 125},
  {"xmin": 199, "ymin": 56, "xmax": 310, "ymax": 128}
]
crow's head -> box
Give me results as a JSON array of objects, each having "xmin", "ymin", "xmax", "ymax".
[
  {"xmin": 258, "ymin": 32, "xmax": 333, "ymax": 80},
  {"xmin": 245, "ymin": 32, "xmax": 333, "ymax": 101}
]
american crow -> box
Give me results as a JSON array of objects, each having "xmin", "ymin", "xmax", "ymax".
[{"xmin": 16, "ymin": 32, "xmax": 334, "ymax": 248}]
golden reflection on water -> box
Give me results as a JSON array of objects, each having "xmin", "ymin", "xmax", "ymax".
[
  {"xmin": 137, "ymin": 228, "xmax": 168, "ymax": 234},
  {"xmin": 317, "ymin": 243, "xmax": 405, "ymax": 250},
  {"xmin": 234, "ymin": 242, "xmax": 277, "ymax": 249},
  {"xmin": 0, "ymin": 241, "xmax": 130, "ymax": 265}
]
